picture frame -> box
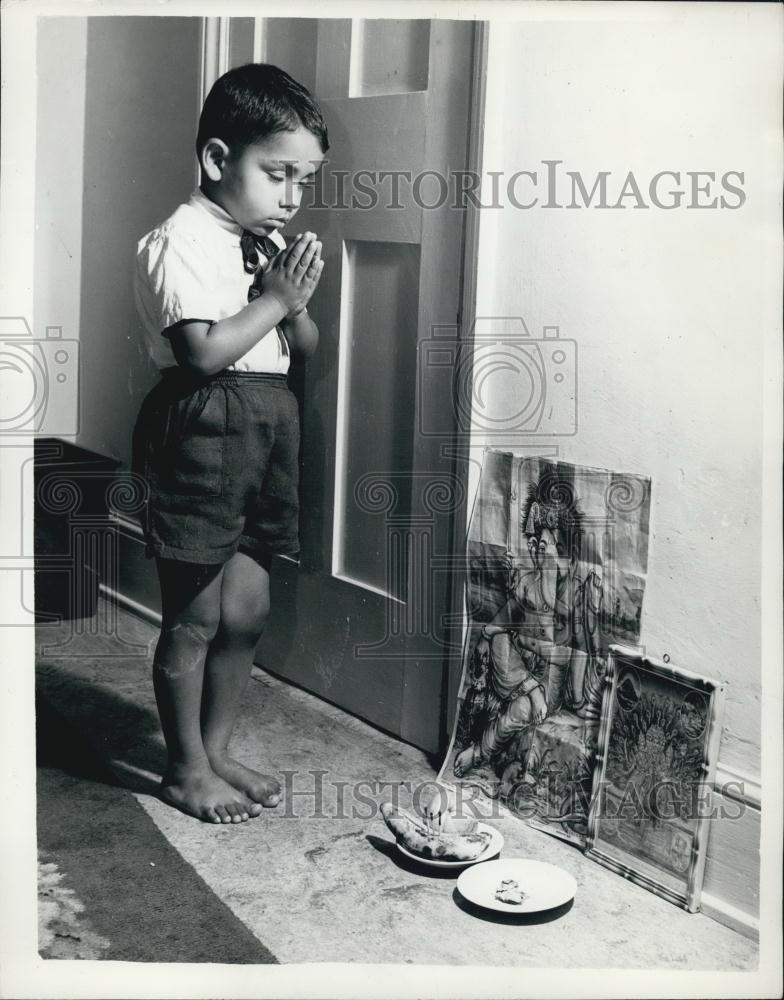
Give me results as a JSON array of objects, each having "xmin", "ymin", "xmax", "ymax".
[{"xmin": 585, "ymin": 644, "xmax": 726, "ymax": 913}]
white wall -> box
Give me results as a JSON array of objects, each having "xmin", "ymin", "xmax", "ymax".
[
  {"xmin": 34, "ymin": 20, "xmax": 88, "ymax": 358},
  {"xmin": 472, "ymin": 4, "xmax": 780, "ymax": 927},
  {"xmin": 35, "ymin": 16, "xmax": 202, "ymax": 465}
]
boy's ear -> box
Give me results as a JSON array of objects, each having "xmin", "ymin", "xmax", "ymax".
[{"xmin": 200, "ymin": 138, "xmax": 230, "ymax": 182}]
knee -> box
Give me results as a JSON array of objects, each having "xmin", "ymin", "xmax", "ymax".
[
  {"xmin": 508, "ymin": 696, "xmax": 531, "ymax": 726},
  {"xmin": 154, "ymin": 618, "xmax": 219, "ymax": 678},
  {"xmin": 219, "ymin": 595, "xmax": 270, "ymax": 644}
]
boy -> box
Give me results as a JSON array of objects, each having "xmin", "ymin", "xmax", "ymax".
[{"xmin": 132, "ymin": 64, "xmax": 327, "ymax": 823}]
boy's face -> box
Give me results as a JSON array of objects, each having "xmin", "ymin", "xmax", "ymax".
[{"xmin": 207, "ymin": 126, "xmax": 325, "ymax": 236}]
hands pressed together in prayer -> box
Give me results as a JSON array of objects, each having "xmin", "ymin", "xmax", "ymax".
[{"xmin": 263, "ymin": 231, "xmax": 324, "ymax": 318}]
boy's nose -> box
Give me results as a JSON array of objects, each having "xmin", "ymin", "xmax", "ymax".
[{"xmin": 281, "ymin": 182, "xmax": 302, "ymax": 211}]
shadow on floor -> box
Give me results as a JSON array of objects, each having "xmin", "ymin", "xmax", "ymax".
[
  {"xmin": 36, "ymin": 666, "xmax": 165, "ymax": 796},
  {"xmin": 451, "ymin": 888, "xmax": 574, "ymax": 925},
  {"xmin": 36, "ymin": 692, "xmax": 278, "ymax": 964},
  {"xmin": 365, "ymin": 834, "xmax": 465, "ymax": 881}
]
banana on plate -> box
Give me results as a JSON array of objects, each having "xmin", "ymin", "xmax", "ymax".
[{"xmin": 380, "ymin": 802, "xmax": 491, "ymax": 861}]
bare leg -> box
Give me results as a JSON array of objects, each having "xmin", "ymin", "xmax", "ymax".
[
  {"xmin": 565, "ymin": 649, "xmax": 589, "ymax": 714},
  {"xmin": 201, "ymin": 551, "xmax": 281, "ymax": 807},
  {"xmin": 153, "ymin": 558, "xmax": 257, "ymax": 824},
  {"xmin": 480, "ymin": 690, "xmax": 535, "ymax": 759},
  {"xmin": 528, "ymin": 684, "xmax": 548, "ymax": 723}
]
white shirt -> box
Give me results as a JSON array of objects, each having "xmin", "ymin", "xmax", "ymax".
[{"xmin": 134, "ymin": 188, "xmax": 289, "ymax": 373}]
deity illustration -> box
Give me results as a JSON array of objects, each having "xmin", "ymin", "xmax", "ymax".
[
  {"xmin": 453, "ymin": 476, "xmax": 604, "ymax": 780},
  {"xmin": 445, "ymin": 456, "xmax": 651, "ymax": 847}
]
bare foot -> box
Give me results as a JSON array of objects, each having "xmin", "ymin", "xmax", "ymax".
[
  {"xmin": 529, "ymin": 684, "xmax": 548, "ymax": 724},
  {"xmin": 208, "ymin": 754, "xmax": 281, "ymax": 808},
  {"xmin": 160, "ymin": 762, "xmax": 256, "ymax": 824},
  {"xmin": 454, "ymin": 744, "xmax": 477, "ymax": 778}
]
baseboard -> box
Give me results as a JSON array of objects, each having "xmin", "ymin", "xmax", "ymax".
[
  {"xmin": 114, "ymin": 513, "xmax": 144, "ymax": 539},
  {"xmin": 99, "ymin": 581, "xmax": 161, "ymax": 628},
  {"xmin": 700, "ymin": 892, "xmax": 759, "ymax": 941},
  {"xmin": 714, "ymin": 760, "xmax": 761, "ymax": 810},
  {"xmin": 701, "ymin": 761, "xmax": 761, "ymax": 940},
  {"xmin": 110, "ymin": 513, "xmax": 162, "ymax": 621}
]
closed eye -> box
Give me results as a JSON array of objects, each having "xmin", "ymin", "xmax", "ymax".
[{"xmin": 266, "ymin": 172, "xmax": 314, "ymax": 188}]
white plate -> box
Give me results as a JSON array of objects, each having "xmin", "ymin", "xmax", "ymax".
[
  {"xmin": 395, "ymin": 822, "xmax": 504, "ymax": 869},
  {"xmin": 457, "ymin": 858, "xmax": 577, "ymax": 913}
]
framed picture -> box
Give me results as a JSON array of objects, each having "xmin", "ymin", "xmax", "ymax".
[{"xmin": 585, "ymin": 645, "xmax": 725, "ymax": 912}]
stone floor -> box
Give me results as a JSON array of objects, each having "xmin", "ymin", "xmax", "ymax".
[{"xmin": 35, "ymin": 601, "xmax": 759, "ymax": 969}]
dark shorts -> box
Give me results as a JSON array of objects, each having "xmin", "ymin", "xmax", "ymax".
[{"xmin": 132, "ymin": 367, "xmax": 300, "ymax": 565}]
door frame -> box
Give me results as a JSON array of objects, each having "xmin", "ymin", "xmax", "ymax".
[{"xmin": 441, "ymin": 20, "xmax": 488, "ymax": 747}]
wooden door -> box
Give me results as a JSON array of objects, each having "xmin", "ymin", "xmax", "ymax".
[{"xmin": 218, "ymin": 17, "xmax": 476, "ymax": 752}]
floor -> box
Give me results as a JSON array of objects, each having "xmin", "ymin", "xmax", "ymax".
[{"xmin": 35, "ymin": 600, "xmax": 759, "ymax": 968}]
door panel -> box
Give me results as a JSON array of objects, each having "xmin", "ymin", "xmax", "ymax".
[
  {"xmin": 337, "ymin": 240, "xmax": 420, "ymax": 600},
  {"xmin": 354, "ymin": 19, "xmax": 431, "ymax": 96},
  {"xmin": 309, "ymin": 93, "xmax": 427, "ymax": 243},
  {"xmin": 263, "ymin": 19, "xmax": 318, "ymax": 92},
  {"xmin": 225, "ymin": 17, "xmax": 475, "ymax": 752},
  {"xmin": 228, "ymin": 19, "xmax": 255, "ymax": 66}
]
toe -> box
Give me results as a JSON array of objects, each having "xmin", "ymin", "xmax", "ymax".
[
  {"xmin": 248, "ymin": 802, "xmax": 263, "ymax": 818},
  {"xmin": 225, "ymin": 802, "xmax": 242, "ymax": 822},
  {"xmin": 234, "ymin": 797, "xmax": 253, "ymax": 820},
  {"xmin": 215, "ymin": 805, "xmax": 231, "ymax": 823},
  {"xmin": 206, "ymin": 807, "xmax": 221, "ymax": 824}
]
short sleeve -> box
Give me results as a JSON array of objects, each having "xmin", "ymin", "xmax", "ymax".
[{"xmin": 134, "ymin": 225, "xmax": 219, "ymax": 338}]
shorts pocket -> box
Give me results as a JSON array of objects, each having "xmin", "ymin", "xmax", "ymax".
[{"xmin": 158, "ymin": 386, "xmax": 228, "ymax": 498}]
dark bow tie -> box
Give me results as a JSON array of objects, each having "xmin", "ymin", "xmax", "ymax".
[
  {"xmin": 240, "ymin": 230, "xmax": 280, "ymax": 274},
  {"xmin": 242, "ymin": 230, "xmax": 280, "ymax": 303}
]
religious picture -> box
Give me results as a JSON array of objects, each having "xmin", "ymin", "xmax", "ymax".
[
  {"xmin": 585, "ymin": 646, "xmax": 725, "ymax": 911},
  {"xmin": 441, "ymin": 452, "xmax": 652, "ymax": 846}
]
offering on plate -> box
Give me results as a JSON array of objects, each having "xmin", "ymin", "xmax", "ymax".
[
  {"xmin": 494, "ymin": 878, "xmax": 527, "ymax": 906},
  {"xmin": 380, "ymin": 802, "xmax": 491, "ymax": 862},
  {"xmin": 419, "ymin": 783, "xmax": 479, "ymax": 835}
]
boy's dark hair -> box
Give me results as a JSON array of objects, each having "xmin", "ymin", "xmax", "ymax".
[{"xmin": 196, "ymin": 63, "xmax": 329, "ymax": 156}]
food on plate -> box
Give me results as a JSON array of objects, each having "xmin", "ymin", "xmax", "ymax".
[
  {"xmin": 380, "ymin": 802, "xmax": 491, "ymax": 861},
  {"xmin": 419, "ymin": 783, "xmax": 479, "ymax": 835},
  {"xmin": 494, "ymin": 878, "xmax": 527, "ymax": 905}
]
